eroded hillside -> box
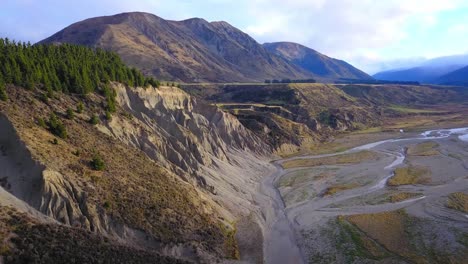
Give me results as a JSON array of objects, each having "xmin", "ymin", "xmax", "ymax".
[
  {"xmin": 182, "ymin": 83, "xmax": 468, "ymax": 155},
  {"xmin": 0, "ymin": 84, "xmax": 274, "ymax": 263}
]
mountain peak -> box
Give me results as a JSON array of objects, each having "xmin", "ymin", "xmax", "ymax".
[{"xmin": 40, "ymin": 12, "xmax": 370, "ymax": 82}]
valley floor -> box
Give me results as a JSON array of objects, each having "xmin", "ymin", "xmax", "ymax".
[{"xmin": 256, "ymin": 127, "xmax": 468, "ymax": 264}]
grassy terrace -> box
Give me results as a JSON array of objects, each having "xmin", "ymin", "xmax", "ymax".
[
  {"xmin": 282, "ymin": 151, "xmax": 378, "ymax": 169},
  {"xmin": 387, "ymin": 166, "xmax": 431, "ymax": 186}
]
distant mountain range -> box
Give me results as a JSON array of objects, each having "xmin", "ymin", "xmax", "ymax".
[
  {"xmin": 264, "ymin": 42, "xmax": 371, "ymax": 80},
  {"xmin": 436, "ymin": 65, "xmax": 468, "ymax": 86},
  {"xmin": 39, "ymin": 12, "xmax": 371, "ymax": 83},
  {"xmin": 373, "ymin": 54, "xmax": 468, "ymax": 85}
]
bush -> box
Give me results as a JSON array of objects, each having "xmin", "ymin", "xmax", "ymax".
[
  {"xmin": 76, "ymin": 102, "xmax": 84, "ymax": 113},
  {"xmin": 66, "ymin": 108, "xmax": 75, "ymax": 120},
  {"xmin": 0, "ymin": 83, "xmax": 7, "ymax": 101},
  {"xmin": 105, "ymin": 111, "xmax": 112, "ymax": 121},
  {"xmin": 89, "ymin": 114, "xmax": 99, "ymax": 125},
  {"xmin": 103, "ymin": 201, "xmax": 112, "ymax": 209},
  {"xmin": 47, "ymin": 113, "xmax": 67, "ymax": 139},
  {"xmin": 91, "ymin": 153, "xmax": 105, "ymax": 171},
  {"xmin": 37, "ymin": 117, "xmax": 47, "ymax": 128}
]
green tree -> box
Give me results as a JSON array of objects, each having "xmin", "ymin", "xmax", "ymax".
[
  {"xmin": 89, "ymin": 114, "xmax": 99, "ymax": 125},
  {"xmin": 77, "ymin": 102, "xmax": 84, "ymax": 113},
  {"xmin": 47, "ymin": 113, "xmax": 67, "ymax": 139},
  {"xmin": 90, "ymin": 153, "xmax": 105, "ymax": 171},
  {"xmin": 66, "ymin": 108, "xmax": 75, "ymax": 120},
  {"xmin": 0, "ymin": 38, "xmax": 160, "ymax": 96},
  {"xmin": 0, "ymin": 77, "xmax": 7, "ymax": 101}
]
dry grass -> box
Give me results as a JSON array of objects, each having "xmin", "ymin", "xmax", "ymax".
[
  {"xmin": 387, "ymin": 166, "xmax": 431, "ymax": 186},
  {"xmin": 335, "ymin": 216, "xmax": 389, "ymax": 260},
  {"xmin": 389, "ymin": 192, "xmax": 422, "ymax": 203},
  {"xmin": 345, "ymin": 210, "xmax": 425, "ymax": 263},
  {"xmin": 323, "ymin": 183, "xmax": 360, "ymax": 196},
  {"xmin": 282, "ymin": 150, "xmax": 378, "ymax": 169},
  {"xmin": 407, "ymin": 141, "xmax": 439, "ymax": 156},
  {"xmin": 0, "ymin": 206, "xmax": 187, "ymax": 263},
  {"xmin": 344, "ymin": 210, "xmax": 468, "ymax": 263},
  {"xmin": 447, "ymin": 192, "xmax": 468, "ymax": 213}
]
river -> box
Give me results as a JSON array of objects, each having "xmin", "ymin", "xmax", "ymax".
[{"xmin": 258, "ymin": 127, "xmax": 468, "ymax": 264}]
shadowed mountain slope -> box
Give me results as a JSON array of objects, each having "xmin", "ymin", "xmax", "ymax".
[
  {"xmin": 436, "ymin": 65, "xmax": 468, "ymax": 86},
  {"xmin": 263, "ymin": 42, "xmax": 372, "ymax": 81}
]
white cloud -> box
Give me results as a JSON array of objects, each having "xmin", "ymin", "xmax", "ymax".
[{"xmin": 241, "ymin": 0, "xmax": 468, "ymax": 72}]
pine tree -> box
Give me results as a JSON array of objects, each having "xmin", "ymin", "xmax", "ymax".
[
  {"xmin": 0, "ymin": 77, "xmax": 7, "ymax": 101},
  {"xmin": 0, "ymin": 38, "xmax": 160, "ymax": 97}
]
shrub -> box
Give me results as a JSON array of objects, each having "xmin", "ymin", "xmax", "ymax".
[
  {"xmin": 0, "ymin": 83, "xmax": 7, "ymax": 101},
  {"xmin": 91, "ymin": 153, "xmax": 105, "ymax": 171},
  {"xmin": 37, "ymin": 117, "xmax": 47, "ymax": 128},
  {"xmin": 76, "ymin": 102, "xmax": 84, "ymax": 113},
  {"xmin": 103, "ymin": 201, "xmax": 112, "ymax": 209},
  {"xmin": 89, "ymin": 114, "xmax": 99, "ymax": 125},
  {"xmin": 47, "ymin": 113, "xmax": 67, "ymax": 139},
  {"xmin": 51, "ymin": 138, "xmax": 58, "ymax": 145},
  {"xmin": 40, "ymin": 93, "xmax": 49, "ymax": 103},
  {"xmin": 105, "ymin": 111, "xmax": 112, "ymax": 121},
  {"xmin": 66, "ymin": 108, "xmax": 75, "ymax": 120}
]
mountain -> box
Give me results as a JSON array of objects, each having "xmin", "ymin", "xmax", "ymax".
[
  {"xmin": 436, "ymin": 65, "xmax": 468, "ymax": 86},
  {"xmin": 422, "ymin": 54, "xmax": 468, "ymax": 67},
  {"xmin": 373, "ymin": 65, "xmax": 463, "ymax": 83},
  {"xmin": 264, "ymin": 42, "xmax": 372, "ymax": 80},
  {"xmin": 39, "ymin": 12, "xmax": 314, "ymax": 83},
  {"xmin": 373, "ymin": 53, "xmax": 468, "ymax": 83}
]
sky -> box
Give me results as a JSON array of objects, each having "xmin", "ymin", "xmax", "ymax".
[{"xmin": 1, "ymin": 0, "xmax": 468, "ymax": 74}]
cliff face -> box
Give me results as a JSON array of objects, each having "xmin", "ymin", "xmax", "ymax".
[
  {"xmin": 0, "ymin": 84, "xmax": 273, "ymax": 262},
  {"xmin": 100, "ymin": 84, "xmax": 273, "ymax": 216}
]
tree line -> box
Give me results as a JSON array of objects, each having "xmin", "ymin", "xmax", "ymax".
[{"xmin": 0, "ymin": 38, "xmax": 160, "ymax": 100}]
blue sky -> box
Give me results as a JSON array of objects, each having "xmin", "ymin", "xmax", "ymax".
[{"xmin": 1, "ymin": 0, "xmax": 468, "ymax": 74}]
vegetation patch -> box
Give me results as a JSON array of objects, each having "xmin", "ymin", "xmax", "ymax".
[
  {"xmin": 323, "ymin": 183, "xmax": 360, "ymax": 196},
  {"xmin": 282, "ymin": 151, "xmax": 377, "ymax": 169},
  {"xmin": 47, "ymin": 113, "xmax": 68, "ymax": 139},
  {"xmin": 335, "ymin": 216, "xmax": 390, "ymax": 261},
  {"xmin": 407, "ymin": 141, "xmax": 439, "ymax": 156},
  {"xmin": 220, "ymin": 223, "xmax": 240, "ymax": 260},
  {"xmin": 447, "ymin": 192, "xmax": 468, "ymax": 213},
  {"xmin": 387, "ymin": 166, "xmax": 431, "ymax": 186},
  {"xmin": 345, "ymin": 210, "xmax": 426, "ymax": 262},
  {"xmin": 388, "ymin": 192, "xmax": 423, "ymax": 203},
  {"xmin": 387, "ymin": 105, "xmax": 447, "ymax": 114}
]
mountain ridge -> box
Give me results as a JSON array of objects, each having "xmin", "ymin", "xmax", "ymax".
[
  {"xmin": 39, "ymin": 12, "xmax": 370, "ymax": 83},
  {"xmin": 373, "ymin": 53, "xmax": 468, "ymax": 84},
  {"xmin": 436, "ymin": 65, "xmax": 468, "ymax": 86}
]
